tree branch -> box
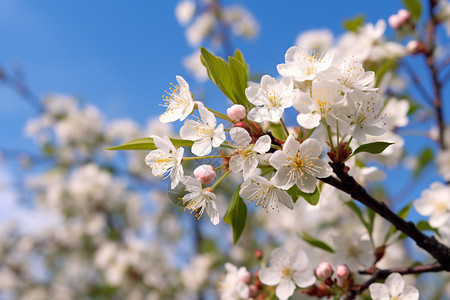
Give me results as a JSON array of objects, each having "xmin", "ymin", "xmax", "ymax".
[{"xmin": 320, "ymin": 163, "xmax": 450, "ymax": 270}]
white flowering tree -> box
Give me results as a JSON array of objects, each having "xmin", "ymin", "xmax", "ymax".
[{"xmin": 1, "ymin": 0, "xmax": 450, "ymax": 299}]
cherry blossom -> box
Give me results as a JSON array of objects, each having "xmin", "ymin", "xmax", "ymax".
[
  {"xmin": 145, "ymin": 135, "xmax": 184, "ymax": 189},
  {"xmin": 369, "ymin": 273, "xmax": 419, "ymax": 300},
  {"xmin": 159, "ymin": 76, "xmax": 195, "ymax": 123},
  {"xmin": 269, "ymin": 135, "xmax": 332, "ymax": 192},
  {"xmin": 180, "ymin": 102, "xmax": 226, "ymax": 156}
]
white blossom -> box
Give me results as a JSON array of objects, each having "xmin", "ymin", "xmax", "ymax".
[
  {"xmin": 229, "ymin": 127, "xmax": 271, "ymax": 179},
  {"xmin": 239, "ymin": 176, "xmax": 294, "ymax": 211},
  {"xmin": 175, "ymin": 0, "xmax": 196, "ymax": 25},
  {"xmin": 414, "ymin": 181, "xmax": 450, "ymax": 228},
  {"xmin": 245, "ymin": 75, "xmax": 298, "ymax": 122},
  {"xmin": 159, "ymin": 76, "xmax": 195, "ymax": 123},
  {"xmin": 259, "ymin": 248, "xmax": 315, "ymax": 300},
  {"xmin": 342, "ymin": 91, "xmax": 387, "ymax": 142},
  {"xmin": 292, "ymin": 79, "xmax": 345, "ymax": 130},
  {"xmin": 180, "ymin": 102, "xmax": 226, "ymax": 156},
  {"xmin": 369, "ymin": 273, "xmax": 419, "ymax": 300},
  {"xmin": 269, "ymin": 135, "xmax": 332, "ymax": 192},
  {"xmin": 145, "ymin": 135, "xmax": 184, "ymax": 189},
  {"xmin": 218, "ymin": 263, "xmax": 251, "ymax": 300},
  {"xmin": 181, "ymin": 176, "xmax": 220, "ymax": 225},
  {"xmin": 277, "ymin": 46, "xmax": 333, "ymax": 82}
]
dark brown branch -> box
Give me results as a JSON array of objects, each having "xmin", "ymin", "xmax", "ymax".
[
  {"xmin": 344, "ymin": 263, "xmax": 444, "ymax": 299},
  {"xmin": 425, "ymin": 0, "xmax": 446, "ymax": 149},
  {"xmin": 321, "ymin": 163, "xmax": 450, "ymax": 270},
  {"xmin": 359, "ymin": 262, "xmax": 446, "ymax": 278}
]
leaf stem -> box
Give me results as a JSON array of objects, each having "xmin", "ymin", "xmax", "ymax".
[
  {"xmin": 210, "ymin": 170, "xmax": 232, "ymax": 190},
  {"xmin": 183, "ymin": 155, "xmax": 226, "ymax": 161}
]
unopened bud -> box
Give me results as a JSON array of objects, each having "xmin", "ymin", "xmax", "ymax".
[
  {"xmin": 248, "ymin": 284, "xmax": 258, "ymax": 298},
  {"xmin": 388, "ymin": 14, "xmax": 402, "ymax": 30},
  {"xmin": 315, "ymin": 262, "xmax": 333, "ymax": 279},
  {"xmin": 406, "ymin": 40, "xmax": 420, "ymax": 54},
  {"xmin": 193, "ymin": 165, "xmax": 216, "ymax": 185},
  {"xmin": 254, "ymin": 249, "xmax": 263, "ymax": 259},
  {"xmin": 238, "ymin": 269, "xmax": 252, "ymax": 284},
  {"xmin": 227, "ymin": 104, "xmax": 247, "ymax": 121},
  {"xmin": 397, "ymin": 9, "xmax": 411, "ymax": 23},
  {"xmin": 336, "ymin": 264, "xmax": 350, "ymax": 279}
]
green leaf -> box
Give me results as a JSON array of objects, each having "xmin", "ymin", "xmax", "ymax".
[
  {"xmin": 413, "ymin": 148, "xmax": 433, "ymax": 178},
  {"xmin": 229, "ymin": 57, "xmax": 251, "ymax": 109},
  {"xmin": 106, "ymin": 137, "xmax": 193, "ymax": 151},
  {"xmin": 224, "ymin": 186, "xmax": 247, "ymax": 244},
  {"xmin": 286, "ymin": 185, "xmax": 320, "ymax": 205},
  {"xmin": 200, "ymin": 47, "xmax": 236, "ymax": 102},
  {"xmin": 234, "ymin": 49, "xmax": 248, "ymax": 72},
  {"xmin": 375, "ymin": 58, "xmax": 397, "ymax": 87},
  {"xmin": 301, "ymin": 232, "xmax": 334, "ymax": 253},
  {"xmin": 345, "ymin": 201, "xmax": 370, "ymax": 233},
  {"xmin": 343, "ymin": 14, "xmax": 365, "ymax": 32},
  {"xmin": 417, "ymin": 220, "xmax": 441, "ymax": 236},
  {"xmin": 350, "ymin": 142, "xmax": 394, "ymax": 157},
  {"xmin": 385, "ymin": 202, "xmax": 413, "ymax": 242},
  {"xmin": 402, "ymin": 0, "xmax": 422, "ymax": 20}
]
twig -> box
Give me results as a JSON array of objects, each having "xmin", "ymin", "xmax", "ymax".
[{"xmin": 320, "ymin": 163, "xmax": 450, "ymax": 269}]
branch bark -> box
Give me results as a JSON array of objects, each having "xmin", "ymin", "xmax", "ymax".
[{"xmin": 320, "ymin": 163, "xmax": 450, "ymax": 269}]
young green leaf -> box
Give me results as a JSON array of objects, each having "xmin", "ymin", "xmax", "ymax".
[
  {"xmin": 229, "ymin": 57, "xmax": 251, "ymax": 109},
  {"xmin": 350, "ymin": 142, "xmax": 394, "ymax": 158},
  {"xmin": 106, "ymin": 137, "xmax": 193, "ymax": 151},
  {"xmin": 301, "ymin": 232, "xmax": 334, "ymax": 253},
  {"xmin": 345, "ymin": 201, "xmax": 371, "ymax": 233},
  {"xmin": 343, "ymin": 14, "xmax": 365, "ymax": 32},
  {"xmin": 384, "ymin": 202, "xmax": 413, "ymax": 243},
  {"xmin": 413, "ymin": 148, "xmax": 433, "ymax": 178},
  {"xmin": 224, "ymin": 186, "xmax": 247, "ymax": 244},
  {"xmin": 200, "ymin": 47, "xmax": 236, "ymax": 103},
  {"xmin": 286, "ymin": 185, "xmax": 320, "ymax": 205},
  {"xmin": 402, "ymin": 0, "xmax": 421, "ymax": 20},
  {"xmin": 417, "ymin": 220, "xmax": 441, "ymax": 237}
]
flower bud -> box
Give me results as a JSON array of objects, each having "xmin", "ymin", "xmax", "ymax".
[
  {"xmin": 248, "ymin": 284, "xmax": 258, "ymax": 298},
  {"xmin": 315, "ymin": 262, "xmax": 333, "ymax": 279},
  {"xmin": 254, "ymin": 249, "xmax": 263, "ymax": 259},
  {"xmin": 193, "ymin": 165, "xmax": 216, "ymax": 185},
  {"xmin": 336, "ymin": 264, "xmax": 350, "ymax": 279},
  {"xmin": 388, "ymin": 14, "xmax": 402, "ymax": 30},
  {"xmin": 406, "ymin": 40, "xmax": 419, "ymax": 54},
  {"xmin": 238, "ymin": 269, "xmax": 252, "ymax": 284},
  {"xmin": 227, "ymin": 104, "xmax": 247, "ymax": 121},
  {"xmin": 397, "ymin": 9, "xmax": 411, "ymax": 23}
]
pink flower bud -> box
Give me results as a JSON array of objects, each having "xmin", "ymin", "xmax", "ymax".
[
  {"xmin": 227, "ymin": 104, "xmax": 247, "ymax": 121},
  {"xmin": 248, "ymin": 284, "xmax": 258, "ymax": 298},
  {"xmin": 193, "ymin": 165, "xmax": 216, "ymax": 185},
  {"xmin": 397, "ymin": 9, "xmax": 411, "ymax": 23},
  {"xmin": 238, "ymin": 269, "xmax": 252, "ymax": 284},
  {"xmin": 336, "ymin": 264, "xmax": 350, "ymax": 279},
  {"xmin": 388, "ymin": 14, "xmax": 402, "ymax": 30},
  {"xmin": 315, "ymin": 262, "xmax": 333, "ymax": 279},
  {"xmin": 406, "ymin": 40, "xmax": 419, "ymax": 54}
]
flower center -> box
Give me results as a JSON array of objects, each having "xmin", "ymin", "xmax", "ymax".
[{"xmin": 282, "ymin": 267, "xmax": 292, "ymax": 277}]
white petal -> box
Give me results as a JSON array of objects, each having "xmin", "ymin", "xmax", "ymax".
[
  {"xmin": 242, "ymin": 157, "xmax": 258, "ymax": 179},
  {"xmin": 272, "ymin": 167, "xmax": 296, "ymax": 190},
  {"xmin": 269, "ymin": 150, "xmax": 288, "ymax": 170},
  {"xmin": 192, "ymin": 138, "xmax": 212, "ymax": 156},
  {"xmin": 229, "ymin": 156, "xmax": 244, "ymax": 173},
  {"xmin": 293, "ymin": 269, "xmax": 316, "ymax": 288},
  {"xmin": 245, "ymin": 86, "xmax": 263, "ymax": 106},
  {"xmin": 297, "ymin": 113, "xmax": 321, "ymax": 129},
  {"xmin": 206, "ymin": 199, "xmax": 220, "ymax": 225},
  {"xmin": 258, "ymin": 268, "xmax": 281, "ymax": 286},
  {"xmin": 399, "ymin": 286, "xmax": 419, "ymax": 300},
  {"xmin": 230, "ymin": 127, "xmax": 251, "ymax": 146},
  {"xmin": 275, "ymin": 188, "xmax": 294, "ymax": 210},
  {"xmin": 413, "ymin": 199, "xmax": 435, "ymax": 216},
  {"xmin": 253, "ymin": 135, "xmax": 272, "ymax": 154},
  {"xmin": 283, "ymin": 135, "xmax": 301, "ymax": 157},
  {"xmin": 297, "ymin": 172, "xmax": 317, "ymax": 193},
  {"xmin": 275, "ymin": 278, "xmax": 296, "ymax": 300},
  {"xmin": 369, "ymin": 283, "xmax": 390, "ymax": 300},
  {"xmin": 385, "ymin": 273, "xmax": 404, "ymax": 297},
  {"xmin": 197, "ymin": 102, "xmax": 216, "ymax": 127},
  {"xmin": 180, "ymin": 119, "xmax": 200, "ymax": 140},
  {"xmin": 429, "ymin": 211, "xmax": 450, "ymax": 228},
  {"xmin": 212, "ymin": 124, "xmax": 226, "ymax": 147},
  {"xmin": 299, "ymin": 138, "xmax": 322, "ymax": 158}
]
